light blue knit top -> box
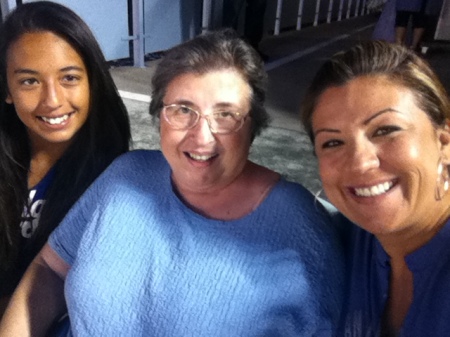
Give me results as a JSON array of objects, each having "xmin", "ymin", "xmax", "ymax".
[{"xmin": 50, "ymin": 150, "xmax": 344, "ymax": 336}]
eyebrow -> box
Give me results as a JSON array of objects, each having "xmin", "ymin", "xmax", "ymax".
[
  {"xmin": 314, "ymin": 108, "xmax": 401, "ymax": 137},
  {"xmin": 215, "ymin": 102, "xmax": 235, "ymax": 107},
  {"xmin": 165, "ymin": 101, "xmax": 239, "ymax": 110},
  {"xmin": 13, "ymin": 65, "xmax": 85, "ymax": 75},
  {"xmin": 165, "ymin": 100, "xmax": 194, "ymax": 106},
  {"xmin": 363, "ymin": 108, "xmax": 401, "ymax": 125},
  {"xmin": 313, "ymin": 128, "xmax": 340, "ymax": 137}
]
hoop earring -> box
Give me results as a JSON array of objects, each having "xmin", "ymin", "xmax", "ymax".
[
  {"xmin": 435, "ymin": 158, "xmax": 449, "ymax": 201},
  {"xmin": 314, "ymin": 189, "xmax": 324, "ymax": 205}
]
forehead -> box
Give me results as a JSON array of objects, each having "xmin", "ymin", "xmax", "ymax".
[
  {"xmin": 6, "ymin": 31, "xmax": 85, "ymax": 69},
  {"xmin": 313, "ymin": 75, "xmax": 420, "ymax": 123},
  {"xmin": 164, "ymin": 69, "xmax": 251, "ymax": 105}
]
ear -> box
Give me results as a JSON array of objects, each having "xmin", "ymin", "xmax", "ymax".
[
  {"xmin": 438, "ymin": 119, "xmax": 450, "ymax": 164},
  {"xmin": 5, "ymin": 93, "xmax": 13, "ymax": 104}
]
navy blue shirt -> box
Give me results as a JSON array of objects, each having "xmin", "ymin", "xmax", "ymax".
[
  {"xmin": 396, "ymin": 0, "xmax": 426, "ymax": 12},
  {"xmin": 339, "ymin": 218, "xmax": 450, "ymax": 336},
  {"xmin": 20, "ymin": 168, "xmax": 55, "ymax": 238},
  {"xmin": 0, "ymin": 168, "xmax": 55, "ymax": 297}
]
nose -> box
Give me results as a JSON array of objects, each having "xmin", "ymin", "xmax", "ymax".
[
  {"xmin": 189, "ymin": 116, "xmax": 215, "ymax": 144},
  {"xmin": 42, "ymin": 80, "xmax": 63, "ymax": 109},
  {"xmin": 346, "ymin": 139, "xmax": 380, "ymax": 173}
]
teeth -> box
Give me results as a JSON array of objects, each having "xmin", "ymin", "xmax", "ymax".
[
  {"xmin": 188, "ymin": 153, "xmax": 214, "ymax": 161},
  {"xmin": 354, "ymin": 181, "xmax": 394, "ymax": 197},
  {"xmin": 40, "ymin": 114, "xmax": 70, "ymax": 125}
]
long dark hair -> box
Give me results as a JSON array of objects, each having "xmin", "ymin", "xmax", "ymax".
[{"xmin": 0, "ymin": 1, "xmax": 131, "ymax": 273}]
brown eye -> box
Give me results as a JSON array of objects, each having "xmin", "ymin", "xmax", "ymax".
[
  {"xmin": 216, "ymin": 111, "xmax": 233, "ymax": 119},
  {"xmin": 63, "ymin": 75, "xmax": 79, "ymax": 82},
  {"xmin": 321, "ymin": 139, "xmax": 343, "ymax": 149},
  {"xmin": 179, "ymin": 106, "xmax": 192, "ymax": 114},
  {"xmin": 373, "ymin": 125, "xmax": 401, "ymax": 137},
  {"xmin": 21, "ymin": 78, "xmax": 38, "ymax": 86}
]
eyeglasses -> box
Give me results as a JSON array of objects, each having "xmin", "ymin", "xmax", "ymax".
[{"xmin": 162, "ymin": 104, "xmax": 248, "ymax": 134}]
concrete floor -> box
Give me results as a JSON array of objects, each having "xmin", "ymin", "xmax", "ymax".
[{"xmin": 110, "ymin": 12, "xmax": 450, "ymax": 194}]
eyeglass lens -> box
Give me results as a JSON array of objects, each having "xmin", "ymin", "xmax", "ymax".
[{"xmin": 164, "ymin": 105, "xmax": 244, "ymax": 133}]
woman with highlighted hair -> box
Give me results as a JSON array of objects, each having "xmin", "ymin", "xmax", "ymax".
[{"xmin": 301, "ymin": 40, "xmax": 450, "ymax": 336}]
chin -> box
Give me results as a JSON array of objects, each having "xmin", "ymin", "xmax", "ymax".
[
  {"xmin": 360, "ymin": 220, "xmax": 403, "ymax": 236},
  {"xmin": 345, "ymin": 213, "xmax": 388, "ymax": 234}
]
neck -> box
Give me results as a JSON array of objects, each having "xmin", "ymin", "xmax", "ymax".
[
  {"xmin": 378, "ymin": 203, "xmax": 450, "ymax": 259},
  {"xmin": 173, "ymin": 161, "xmax": 280, "ymax": 220},
  {"xmin": 28, "ymin": 143, "xmax": 68, "ymax": 188}
]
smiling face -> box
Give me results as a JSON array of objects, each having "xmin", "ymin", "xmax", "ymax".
[
  {"xmin": 160, "ymin": 69, "xmax": 253, "ymax": 194},
  {"xmin": 312, "ymin": 75, "xmax": 450, "ymax": 239},
  {"xmin": 6, "ymin": 31, "xmax": 90, "ymax": 154}
]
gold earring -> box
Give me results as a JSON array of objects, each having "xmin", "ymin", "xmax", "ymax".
[{"xmin": 435, "ymin": 158, "xmax": 449, "ymax": 201}]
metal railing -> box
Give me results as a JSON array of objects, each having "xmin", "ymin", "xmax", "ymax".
[
  {"xmin": 1, "ymin": 0, "xmax": 387, "ymax": 67},
  {"xmin": 275, "ymin": 0, "xmax": 386, "ymax": 35}
]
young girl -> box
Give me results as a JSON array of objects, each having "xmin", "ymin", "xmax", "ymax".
[{"xmin": 0, "ymin": 1, "xmax": 131, "ymax": 314}]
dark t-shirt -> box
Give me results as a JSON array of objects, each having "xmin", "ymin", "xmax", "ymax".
[
  {"xmin": 0, "ymin": 168, "xmax": 54, "ymax": 297},
  {"xmin": 396, "ymin": 0, "xmax": 426, "ymax": 12}
]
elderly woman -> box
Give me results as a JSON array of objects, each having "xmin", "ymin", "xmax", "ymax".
[
  {"xmin": 0, "ymin": 30, "xmax": 344, "ymax": 336},
  {"xmin": 301, "ymin": 40, "xmax": 450, "ymax": 336}
]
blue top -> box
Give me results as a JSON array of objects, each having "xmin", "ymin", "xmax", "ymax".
[
  {"xmin": 49, "ymin": 150, "xmax": 345, "ymax": 337},
  {"xmin": 338, "ymin": 218, "xmax": 450, "ymax": 336},
  {"xmin": 396, "ymin": 0, "xmax": 426, "ymax": 12}
]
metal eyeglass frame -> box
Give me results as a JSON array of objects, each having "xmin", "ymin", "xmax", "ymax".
[{"xmin": 162, "ymin": 104, "xmax": 248, "ymax": 134}]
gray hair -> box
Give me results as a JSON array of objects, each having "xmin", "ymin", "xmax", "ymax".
[{"xmin": 149, "ymin": 29, "xmax": 270, "ymax": 142}]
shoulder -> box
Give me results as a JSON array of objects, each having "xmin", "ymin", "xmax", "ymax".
[
  {"xmin": 100, "ymin": 150, "xmax": 168, "ymax": 179},
  {"xmin": 263, "ymin": 179, "xmax": 342, "ymax": 245},
  {"xmin": 269, "ymin": 179, "xmax": 327, "ymax": 218},
  {"xmin": 111, "ymin": 149, "xmax": 166, "ymax": 169},
  {"xmin": 273, "ymin": 178, "xmax": 315, "ymax": 200},
  {"xmin": 266, "ymin": 180, "xmax": 347, "ymax": 329},
  {"xmin": 84, "ymin": 150, "xmax": 170, "ymax": 196}
]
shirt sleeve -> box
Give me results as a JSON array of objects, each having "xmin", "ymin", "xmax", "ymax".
[{"xmin": 47, "ymin": 151, "xmax": 161, "ymax": 267}]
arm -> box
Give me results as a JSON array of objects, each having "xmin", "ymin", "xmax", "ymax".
[{"xmin": 0, "ymin": 244, "xmax": 69, "ymax": 337}]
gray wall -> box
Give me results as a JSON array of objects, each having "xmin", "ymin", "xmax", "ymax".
[
  {"xmin": 143, "ymin": 0, "xmax": 202, "ymax": 54},
  {"xmin": 1, "ymin": 0, "xmax": 15, "ymax": 20},
  {"xmin": 22, "ymin": 0, "xmax": 130, "ymax": 60}
]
